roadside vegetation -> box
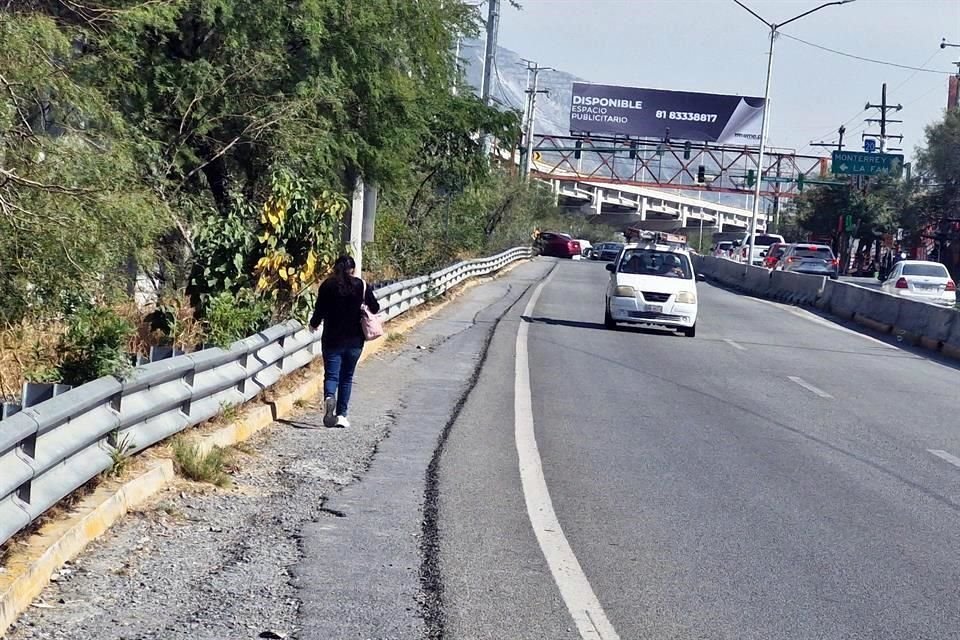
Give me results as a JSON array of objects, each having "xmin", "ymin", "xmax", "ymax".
[
  {"xmin": 0, "ymin": 1, "xmax": 589, "ymax": 396},
  {"xmin": 791, "ymin": 109, "xmax": 960, "ymax": 271}
]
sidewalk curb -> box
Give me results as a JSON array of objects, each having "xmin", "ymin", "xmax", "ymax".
[{"xmin": 0, "ymin": 258, "xmax": 530, "ymax": 636}]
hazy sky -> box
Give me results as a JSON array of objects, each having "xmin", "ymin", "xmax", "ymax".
[{"xmin": 495, "ymin": 0, "xmax": 960, "ymax": 160}]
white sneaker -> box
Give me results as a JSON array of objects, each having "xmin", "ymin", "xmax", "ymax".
[
  {"xmin": 323, "ymin": 397, "xmax": 337, "ymax": 427},
  {"xmin": 336, "ymin": 415, "xmax": 351, "ymax": 428}
]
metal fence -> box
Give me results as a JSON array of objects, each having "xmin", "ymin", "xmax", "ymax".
[{"xmin": 0, "ymin": 247, "xmax": 533, "ymax": 546}]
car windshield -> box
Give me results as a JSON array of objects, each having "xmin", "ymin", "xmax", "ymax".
[
  {"xmin": 903, "ymin": 263, "xmax": 949, "ymax": 277},
  {"xmin": 753, "ymin": 235, "xmax": 782, "ymax": 247},
  {"xmin": 618, "ymin": 250, "xmax": 692, "ymax": 279},
  {"xmin": 794, "ymin": 247, "xmax": 833, "ymax": 259}
]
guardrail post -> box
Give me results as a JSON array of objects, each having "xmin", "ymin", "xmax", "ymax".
[
  {"xmin": 180, "ymin": 368, "xmax": 195, "ymax": 416},
  {"xmin": 237, "ymin": 352, "xmax": 249, "ymax": 394}
]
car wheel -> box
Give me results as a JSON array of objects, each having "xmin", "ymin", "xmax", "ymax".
[
  {"xmin": 682, "ymin": 324, "xmax": 696, "ymax": 338},
  {"xmin": 604, "ymin": 306, "xmax": 617, "ymax": 330},
  {"xmin": 830, "ymin": 274, "xmax": 839, "ymax": 280}
]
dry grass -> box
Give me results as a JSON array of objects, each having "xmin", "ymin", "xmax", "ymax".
[
  {"xmin": 171, "ymin": 438, "xmax": 232, "ymax": 487},
  {"xmin": 0, "ymin": 318, "xmax": 63, "ymax": 400}
]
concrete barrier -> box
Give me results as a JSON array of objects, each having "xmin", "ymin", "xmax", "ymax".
[
  {"xmin": 715, "ymin": 258, "xmax": 745, "ymax": 288},
  {"xmin": 769, "ymin": 270, "xmax": 825, "ymax": 306},
  {"xmin": 743, "ymin": 265, "xmax": 772, "ymax": 296},
  {"xmin": 854, "ymin": 287, "xmax": 902, "ymax": 332},
  {"xmin": 823, "ymin": 281, "xmax": 866, "ymax": 319},
  {"xmin": 919, "ymin": 304, "xmax": 957, "ymax": 349}
]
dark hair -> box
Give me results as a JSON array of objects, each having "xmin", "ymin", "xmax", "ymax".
[{"xmin": 332, "ymin": 254, "xmax": 356, "ymax": 295}]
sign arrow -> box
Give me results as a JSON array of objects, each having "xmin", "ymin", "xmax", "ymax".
[{"xmin": 840, "ymin": 163, "xmax": 848, "ymax": 172}]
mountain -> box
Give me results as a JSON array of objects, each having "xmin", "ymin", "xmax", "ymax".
[{"xmin": 459, "ymin": 37, "xmax": 578, "ymax": 136}]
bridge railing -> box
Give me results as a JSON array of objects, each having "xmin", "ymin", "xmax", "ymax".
[{"xmin": 0, "ymin": 247, "xmax": 533, "ymax": 547}]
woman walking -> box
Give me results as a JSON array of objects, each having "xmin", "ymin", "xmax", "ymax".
[{"xmin": 309, "ymin": 255, "xmax": 380, "ymax": 428}]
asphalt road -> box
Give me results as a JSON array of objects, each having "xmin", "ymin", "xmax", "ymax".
[{"xmin": 438, "ymin": 258, "xmax": 960, "ymax": 639}]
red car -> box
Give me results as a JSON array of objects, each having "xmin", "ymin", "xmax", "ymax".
[
  {"xmin": 763, "ymin": 242, "xmax": 789, "ymax": 269},
  {"xmin": 538, "ymin": 232, "xmax": 582, "ymax": 259}
]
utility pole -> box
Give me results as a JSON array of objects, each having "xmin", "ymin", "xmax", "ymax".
[
  {"xmin": 521, "ymin": 60, "xmax": 550, "ymax": 180},
  {"xmin": 479, "ymin": 0, "xmax": 500, "ymax": 106},
  {"xmin": 811, "ymin": 125, "xmax": 845, "ymax": 151},
  {"xmin": 864, "ymin": 83, "xmax": 903, "ymax": 153}
]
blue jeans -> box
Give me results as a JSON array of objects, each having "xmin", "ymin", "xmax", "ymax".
[{"xmin": 322, "ymin": 344, "xmax": 363, "ymax": 416}]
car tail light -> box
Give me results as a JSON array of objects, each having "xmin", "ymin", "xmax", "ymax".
[
  {"xmin": 786, "ymin": 256, "xmax": 799, "ymax": 263},
  {"xmin": 947, "ymin": 280, "xmax": 957, "ymax": 292},
  {"xmin": 895, "ymin": 277, "xmax": 908, "ymax": 289},
  {"xmin": 831, "ymin": 259, "xmax": 839, "ymax": 267}
]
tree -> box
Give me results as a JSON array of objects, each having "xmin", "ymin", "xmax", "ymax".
[{"xmin": 0, "ymin": 10, "xmax": 166, "ymax": 321}]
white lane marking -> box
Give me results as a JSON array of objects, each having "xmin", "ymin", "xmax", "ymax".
[
  {"xmin": 787, "ymin": 376, "xmax": 834, "ymax": 399},
  {"xmin": 516, "ymin": 271, "xmax": 621, "ymax": 640},
  {"xmin": 723, "ymin": 338, "xmax": 746, "ymax": 351},
  {"xmin": 928, "ymin": 449, "xmax": 960, "ymax": 469}
]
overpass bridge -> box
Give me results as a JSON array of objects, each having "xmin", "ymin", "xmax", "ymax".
[{"xmin": 538, "ymin": 169, "xmax": 766, "ymax": 233}]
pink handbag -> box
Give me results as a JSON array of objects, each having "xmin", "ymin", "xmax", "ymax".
[{"xmin": 360, "ymin": 281, "xmax": 384, "ymax": 341}]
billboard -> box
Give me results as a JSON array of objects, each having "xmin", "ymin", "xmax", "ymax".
[{"xmin": 569, "ymin": 82, "xmax": 765, "ymax": 145}]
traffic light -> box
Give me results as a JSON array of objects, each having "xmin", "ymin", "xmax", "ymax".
[
  {"xmin": 797, "ymin": 174, "xmax": 805, "ymax": 192},
  {"xmin": 629, "ymin": 141, "xmax": 638, "ymax": 160},
  {"xmin": 574, "ymin": 139, "xmax": 582, "ymax": 160},
  {"xmin": 683, "ymin": 141, "xmax": 692, "ymax": 160},
  {"xmin": 697, "ymin": 165, "xmax": 705, "ymax": 183},
  {"xmin": 746, "ymin": 169, "xmax": 756, "ymax": 187}
]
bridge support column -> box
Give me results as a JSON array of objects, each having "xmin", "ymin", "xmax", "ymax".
[
  {"xmin": 551, "ymin": 180, "xmax": 560, "ymax": 206},
  {"xmin": 592, "ymin": 188, "xmax": 602, "ymax": 215},
  {"xmin": 638, "ymin": 196, "xmax": 647, "ymax": 221}
]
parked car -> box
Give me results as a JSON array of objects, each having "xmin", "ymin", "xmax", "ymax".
[
  {"xmin": 592, "ymin": 242, "xmax": 624, "ymax": 262},
  {"xmin": 776, "ymin": 244, "xmax": 839, "ymax": 279},
  {"xmin": 734, "ymin": 233, "xmax": 785, "ymax": 266},
  {"xmin": 763, "ymin": 242, "xmax": 789, "ymax": 269},
  {"xmin": 713, "ymin": 241, "xmax": 733, "ymax": 258},
  {"xmin": 880, "ymin": 260, "xmax": 956, "ymax": 306},
  {"xmin": 538, "ymin": 232, "xmax": 582, "ymax": 259}
]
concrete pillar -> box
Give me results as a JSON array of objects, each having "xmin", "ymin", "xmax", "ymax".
[
  {"xmin": 552, "ymin": 179, "xmax": 560, "ymax": 206},
  {"xmin": 346, "ymin": 175, "xmax": 364, "ymax": 275},
  {"xmin": 639, "ymin": 196, "xmax": 647, "ymax": 221},
  {"xmin": 593, "ymin": 187, "xmax": 603, "ymax": 215},
  {"xmin": 680, "ymin": 206, "xmax": 688, "ymax": 228}
]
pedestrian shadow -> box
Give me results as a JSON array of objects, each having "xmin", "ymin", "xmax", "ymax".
[
  {"xmin": 523, "ymin": 316, "xmax": 681, "ymax": 337},
  {"xmin": 277, "ymin": 417, "xmax": 332, "ymax": 430}
]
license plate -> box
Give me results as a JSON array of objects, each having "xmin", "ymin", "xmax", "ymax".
[
  {"xmin": 643, "ymin": 304, "xmax": 663, "ymax": 313},
  {"xmin": 917, "ymin": 283, "xmax": 939, "ymax": 290}
]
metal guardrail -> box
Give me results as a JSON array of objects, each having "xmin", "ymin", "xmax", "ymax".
[{"xmin": 0, "ymin": 247, "xmax": 533, "ymax": 546}]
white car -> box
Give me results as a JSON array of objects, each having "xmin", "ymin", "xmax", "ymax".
[
  {"xmin": 880, "ymin": 260, "xmax": 956, "ymax": 306},
  {"xmin": 604, "ymin": 239, "xmax": 703, "ymax": 337},
  {"xmin": 575, "ymin": 239, "xmax": 592, "ymax": 260}
]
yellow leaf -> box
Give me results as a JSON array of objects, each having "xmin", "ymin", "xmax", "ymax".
[{"xmin": 257, "ymin": 275, "xmax": 270, "ymax": 291}]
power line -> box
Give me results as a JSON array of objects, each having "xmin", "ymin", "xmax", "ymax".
[
  {"xmin": 781, "ymin": 33, "xmax": 955, "ymax": 74},
  {"xmin": 892, "ymin": 48, "xmax": 944, "ymax": 91}
]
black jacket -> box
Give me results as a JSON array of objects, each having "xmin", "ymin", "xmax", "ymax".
[{"xmin": 309, "ymin": 276, "xmax": 381, "ymax": 348}]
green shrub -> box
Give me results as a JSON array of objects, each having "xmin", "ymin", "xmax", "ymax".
[
  {"xmin": 57, "ymin": 307, "xmax": 135, "ymax": 386},
  {"xmin": 203, "ymin": 289, "xmax": 271, "ymax": 347}
]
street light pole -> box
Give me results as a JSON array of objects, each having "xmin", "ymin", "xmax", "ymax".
[{"xmin": 733, "ymin": 0, "xmax": 856, "ymax": 274}]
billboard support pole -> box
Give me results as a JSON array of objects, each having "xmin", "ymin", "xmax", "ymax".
[{"xmin": 745, "ymin": 26, "xmax": 775, "ymax": 273}]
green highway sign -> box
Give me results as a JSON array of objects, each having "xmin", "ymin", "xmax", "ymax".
[{"xmin": 831, "ymin": 150, "xmax": 904, "ymax": 177}]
